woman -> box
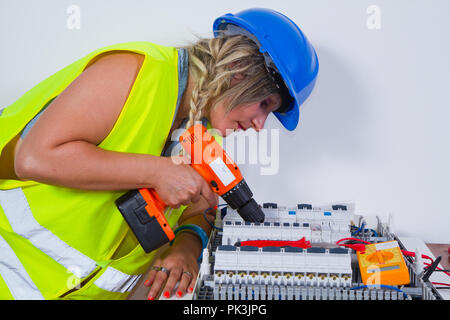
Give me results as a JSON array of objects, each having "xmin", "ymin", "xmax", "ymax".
[{"xmin": 0, "ymin": 8, "xmax": 318, "ymax": 299}]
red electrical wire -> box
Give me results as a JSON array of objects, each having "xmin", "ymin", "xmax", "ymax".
[
  {"xmin": 424, "ymin": 262, "xmax": 450, "ymax": 278},
  {"xmin": 432, "ymin": 282, "xmax": 450, "ymax": 287},
  {"xmin": 398, "ymin": 250, "xmax": 450, "ymax": 283},
  {"xmin": 239, "ymin": 237, "xmax": 312, "ymax": 249},
  {"xmin": 335, "ymin": 238, "xmax": 370, "ymax": 252},
  {"xmin": 401, "ymin": 250, "xmax": 434, "ymax": 263}
]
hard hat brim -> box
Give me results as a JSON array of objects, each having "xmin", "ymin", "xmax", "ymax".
[{"xmin": 273, "ymin": 74, "xmax": 317, "ymax": 131}]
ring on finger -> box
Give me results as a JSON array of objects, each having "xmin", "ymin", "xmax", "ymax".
[
  {"xmin": 151, "ymin": 266, "xmax": 161, "ymax": 271},
  {"xmin": 182, "ymin": 271, "xmax": 192, "ymax": 279},
  {"xmin": 159, "ymin": 267, "xmax": 170, "ymax": 275}
]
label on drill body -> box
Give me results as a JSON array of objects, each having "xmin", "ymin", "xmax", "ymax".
[{"xmin": 209, "ymin": 157, "xmax": 235, "ymax": 186}]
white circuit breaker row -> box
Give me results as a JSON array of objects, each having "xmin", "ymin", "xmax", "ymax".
[
  {"xmin": 221, "ymin": 204, "xmax": 352, "ymax": 245},
  {"xmin": 213, "ymin": 245, "xmax": 352, "ymax": 288},
  {"xmin": 221, "ymin": 220, "xmax": 350, "ymax": 245},
  {"xmin": 223, "ymin": 203, "xmax": 352, "ymax": 224}
]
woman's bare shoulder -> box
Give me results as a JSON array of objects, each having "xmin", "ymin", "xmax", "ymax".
[
  {"xmin": 17, "ymin": 51, "xmax": 146, "ymax": 152},
  {"xmin": 84, "ymin": 50, "xmax": 145, "ymax": 74}
]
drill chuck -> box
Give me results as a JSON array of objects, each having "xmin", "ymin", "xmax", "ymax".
[
  {"xmin": 221, "ymin": 179, "xmax": 265, "ymax": 223},
  {"xmin": 236, "ymin": 198, "xmax": 265, "ymax": 223}
]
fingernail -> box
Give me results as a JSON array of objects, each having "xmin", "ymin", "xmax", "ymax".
[
  {"xmin": 163, "ymin": 291, "xmax": 170, "ymax": 298},
  {"xmin": 176, "ymin": 291, "xmax": 183, "ymax": 298},
  {"xmin": 188, "ymin": 287, "xmax": 193, "ymax": 293},
  {"xmin": 147, "ymin": 296, "xmax": 154, "ymax": 300},
  {"xmin": 144, "ymin": 280, "xmax": 150, "ymax": 287}
]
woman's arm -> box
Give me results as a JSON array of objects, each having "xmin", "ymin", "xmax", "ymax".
[
  {"xmin": 14, "ymin": 52, "xmax": 145, "ymax": 189},
  {"xmin": 14, "ymin": 52, "xmax": 217, "ymax": 208}
]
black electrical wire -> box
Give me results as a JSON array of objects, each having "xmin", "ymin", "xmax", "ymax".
[
  {"xmin": 422, "ymin": 256, "xmax": 442, "ymax": 282},
  {"xmin": 202, "ymin": 207, "xmax": 219, "ymax": 231},
  {"xmin": 202, "ymin": 204, "xmax": 227, "ymax": 231}
]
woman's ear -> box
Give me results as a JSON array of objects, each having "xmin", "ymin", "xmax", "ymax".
[
  {"xmin": 230, "ymin": 72, "xmax": 245, "ymax": 86},
  {"xmin": 228, "ymin": 61, "xmax": 245, "ymax": 86},
  {"xmin": 267, "ymin": 93, "xmax": 283, "ymax": 111}
]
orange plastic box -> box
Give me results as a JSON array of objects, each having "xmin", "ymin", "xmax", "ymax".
[{"xmin": 357, "ymin": 240, "xmax": 410, "ymax": 285}]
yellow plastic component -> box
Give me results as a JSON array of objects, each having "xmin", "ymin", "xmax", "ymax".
[{"xmin": 357, "ymin": 240, "xmax": 410, "ymax": 286}]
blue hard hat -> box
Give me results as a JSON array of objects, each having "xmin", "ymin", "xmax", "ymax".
[{"xmin": 213, "ymin": 8, "xmax": 319, "ymax": 131}]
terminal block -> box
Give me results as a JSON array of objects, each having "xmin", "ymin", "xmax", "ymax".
[
  {"xmin": 212, "ymin": 283, "xmax": 407, "ymax": 300},
  {"xmin": 213, "ymin": 245, "xmax": 352, "ymax": 288}
]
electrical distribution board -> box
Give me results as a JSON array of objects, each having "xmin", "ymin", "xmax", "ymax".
[{"xmin": 189, "ymin": 203, "xmax": 443, "ymax": 300}]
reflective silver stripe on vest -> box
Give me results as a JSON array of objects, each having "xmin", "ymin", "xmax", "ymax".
[
  {"xmin": 0, "ymin": 188, "xmax": 97, "ymax": 278},
  {"xmin": 94, "ymin": 267, "xmax": 141, "ymax": 293},
  {"xmin": 0, "ymin": 234, "xmax": 44, "ymax": 299}
]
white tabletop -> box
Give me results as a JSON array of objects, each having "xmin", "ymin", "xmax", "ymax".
[{"xmin": 399, "ymin": 237, "xmax": 449, "ymax": 300}]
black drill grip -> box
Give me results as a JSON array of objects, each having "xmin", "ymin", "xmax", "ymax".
[{"xmin": 116, "ymin": 190, "xmax": 171, "ymax": 253}]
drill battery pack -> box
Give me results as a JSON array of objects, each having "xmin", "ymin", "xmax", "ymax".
[{"xmin": 115, "ymin": 189, "xmax": 175, "ymax": 253}]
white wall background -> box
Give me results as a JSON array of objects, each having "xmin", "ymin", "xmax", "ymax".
[{"xmin": 1, "ymin": 0, "xmax": 449, "ymax": 243}]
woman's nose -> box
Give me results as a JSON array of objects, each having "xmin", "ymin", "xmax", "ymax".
[{"xmin": 252, "ymin": 113, "xmax": 268, "ymax": 132}]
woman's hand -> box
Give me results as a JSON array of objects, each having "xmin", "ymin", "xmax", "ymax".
[
  {"xmin": 144, "ymin": 198, "xmax": 215, "ymax": 300},
  {"xmin": 152, "ymin": 155, "xmax": 218, "ymax": 209},
  {"xmin": 144, "ymin": 232, "xmax": 201, "ymax": 300}
]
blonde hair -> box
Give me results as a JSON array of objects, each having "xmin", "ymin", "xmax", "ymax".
[{"xmin": 184, "ymin": 35, "xmax": 281, "ymax": 128}]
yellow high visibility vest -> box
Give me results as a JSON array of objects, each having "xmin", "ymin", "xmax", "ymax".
[{"xmin": 0, "ymin": 41, "xmax": 186, "ymax": 299}]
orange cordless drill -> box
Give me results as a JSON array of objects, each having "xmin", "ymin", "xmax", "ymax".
[{"xmin": 115, "ymin": 124, "xmax": 264, "ymax": 253}]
